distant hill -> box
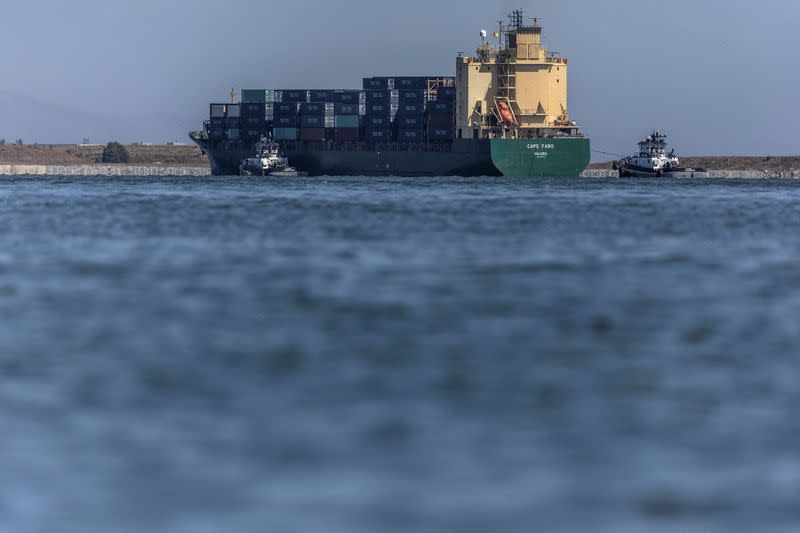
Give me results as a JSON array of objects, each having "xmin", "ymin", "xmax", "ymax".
[{"xmin": 0, "ymin": 91, "xmax": 198, "ymax": 145}]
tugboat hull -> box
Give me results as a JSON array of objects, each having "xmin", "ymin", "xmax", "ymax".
[{"xmin": 617, "ymin": 163, "xmax": 709, "ymax": 178}]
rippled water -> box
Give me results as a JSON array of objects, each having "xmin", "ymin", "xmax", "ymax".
[{"xmin": 0, "ymin": 175, "xmax": 798, "ymax": 533}]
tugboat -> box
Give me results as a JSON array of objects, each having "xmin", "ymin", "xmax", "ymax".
[
  {"xmin": 614, "ymin": 131, "xmax": 709, "ymax": 178},
  {"xmin": 239, "ymin": 138, "xmax": 308, "ymax": 177}
]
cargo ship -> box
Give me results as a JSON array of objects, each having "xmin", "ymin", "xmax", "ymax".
[{"xmin": 189, "ymin": 10, "xmax": 590, "ymax": 177}]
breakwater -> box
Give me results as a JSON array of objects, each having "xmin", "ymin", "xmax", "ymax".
[
  {"xmin": 581, "ymin": 169, "xmax": 795, "ymax": 179},
  {"xmin": 0, "ymin": 164, "xmax": 211, "ymax": 176}
]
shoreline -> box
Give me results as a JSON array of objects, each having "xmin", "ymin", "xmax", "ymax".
[
  {"xmin": 0, "ymin": 164, "xmax": 210, "ymax": 176},
  {"xmin": 0, "ymin": 164, "xmax": 792, "ymax": 179}
]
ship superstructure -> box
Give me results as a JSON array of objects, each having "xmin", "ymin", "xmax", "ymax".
[{"xmin": 456, "ymin": 10, "xmax": 580, "ymax": 140}]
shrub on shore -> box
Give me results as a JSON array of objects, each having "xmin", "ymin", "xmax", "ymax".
[{"xmin": 100, "ymin": 141, "xmax": 130, "ymax": 164}]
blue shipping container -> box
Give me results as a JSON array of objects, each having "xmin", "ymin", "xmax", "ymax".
[
  {"xmin": 398, "ymin": 90, "xmax": 425, "ymax": 104},
  {"xmin": 365, "ymin": 90, "xmax": 393, "ymax": 102},
  {"xmin": 300, "ymin": 115, "xmax": 325, "ymax": 128},
  {"xmin": 427, "ymin": 101, "xmax": 454, "ymax": 113},
  {"xmin": 308, "ymin": 90, "xmax": 330, "ymax": 102},
  {"xmin": 397, "ymin": 103, "xmax": 424, "ymax": 115},
  {"xmin": 274, "ymin": 115, "xmax": 297, "ymax": 126},
  {"xmin": 366, "ymin": 116, "xmax": 390, "ymax": 127},
  {"xmin": 364, "ymin": 128, "xmax": 391, "ymax": 140},
  {"xmin": 363, "ymin": 77, "xmax": 393, "ymax": 90},
  {"xmin": 397, "ymin": 128, "xmax": 425, "ymax": 141},
  {"xmin": 226, "ymin": 128, "xmax": 240, "ymax": 141},
  {"xmin": 394, "ymin": 77, "xmax": 427, "ymax": 90},
  {"xmin": 274, "ymin": 103, "xmax": 298, "ymax": 114},
  {"xmin": 334, "ymin": 103, "xmax": 359, "ymax": 115},
  {"xmin": 427, "ymin": 126, "xmax": 454, "ymax": 140},
  {"xmin": 300, "ymin": 102, "xmax": 326, "ymax": 115},
  {"xmin": 281, "ymin": 90, "xmax": 308, "ymax": 103},
  {"xmin": 240, "ymin": 102, "xmax": 266, "ymax": 116},
  {"xmin": 330, "ymin": 91, "xmax": 360, "ymax": 104},
  {"xmin": 366, "ymin": 103, "xmax": 390, "ymax": 115},
  {"xmin": 438, "ymin": 87, "xmax": 456, "ymax": 101},
  {"xmin": 242, "ymin": 116, "xmax": 266, "ymax": 126},
  {"xmin": 242, "ymin": 128, "xmax": 264, "ymax": 139},
  {"xmin": 398, "ymin": 115, "xmax": 424, "ymax": 127}
]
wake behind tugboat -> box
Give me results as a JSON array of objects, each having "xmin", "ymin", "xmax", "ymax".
[{"xmin": 614, "ymin": 131, "xmax": 709, "ymax": 178}]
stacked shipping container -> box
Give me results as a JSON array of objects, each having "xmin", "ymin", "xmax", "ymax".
[
  {"xmin": 208, "ymin": 104, "xmax": 226, "ymax": 140},
  {"xmin": 395, "ymin": 78, "xmax": 427, "ymax": 142},
  {"xmin": 240, "ymin": 102, "xmax": 267, "ymax": 140},
  {"xmin": 225, "ymin": 104, "xmax": 240, "ymax": 141},
  {"xmin": 272, "ymin": 102, "xmax": 298, "ymax": 140},
  {"xmin": 215, "ymin": 77, "xmax": 455, "ymax": 144},
  {"xmin": 299, "ymin": 101, "xmax": 326, "ymax": 141},
  {"xmin": 333, "ymin": 100, "xmax": 360, "ymax": 141},
  {"xmin": 426, "ymin": 100, "xmax": 454, "ymax": 141},
  {"xmin": 364, "ymin": 88, "xmax": 394, "ymax": 141}
]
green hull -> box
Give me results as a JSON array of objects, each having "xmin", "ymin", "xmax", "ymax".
[
  {"xmin": 490, "ymin": 138, "xmax": 591, "ymax": 178},
  {"xmin": 191, "ymin": 136, "xmax": 590, "ymax": 178}
]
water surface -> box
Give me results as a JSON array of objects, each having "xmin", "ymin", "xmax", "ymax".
[{"xmin": 0, "ymin": 176, "xmax": 798, "ymax": 532}]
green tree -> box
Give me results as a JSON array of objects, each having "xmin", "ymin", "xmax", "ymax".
[{"xmin": 100, "ymin": 141, "xmax": 130, "ymax": 164}]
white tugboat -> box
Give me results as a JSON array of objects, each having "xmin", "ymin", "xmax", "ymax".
[
  {"xmin": 239, "ymin": 138, "xmax": 308, "ymax": 177},
  {"xmin": 614, "ymin": 131, "xmax": 709, "ymax": 178}
]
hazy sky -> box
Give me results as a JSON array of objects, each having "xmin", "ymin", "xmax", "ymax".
[{"xmin": 1, "ymin": 0, "xmax": 798, "ymax": 156}]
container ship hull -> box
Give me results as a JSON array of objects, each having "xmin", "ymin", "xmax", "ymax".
[{"xmin": 191, "ymin": 137, "xmax": 590, "ymax": 178}]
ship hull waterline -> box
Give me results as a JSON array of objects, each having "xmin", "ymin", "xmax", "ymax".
[{"xmin": 191, "ymin": 136, "xmax": 591, "ymax": 178}]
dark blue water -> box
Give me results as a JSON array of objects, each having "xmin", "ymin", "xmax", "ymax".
[{"xmin": 1, "ymin": 176, "xmax": 798, "ymax": 533}]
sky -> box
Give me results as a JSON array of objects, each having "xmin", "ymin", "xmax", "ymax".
[{"xmin": 1, "ymin": 0, "xmax": 798, "ymax": 157}]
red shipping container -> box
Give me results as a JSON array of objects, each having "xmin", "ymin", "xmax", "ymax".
[
  {"xmin": 334, "ymin": 128, "xmax": 360, "ymax": 142},
  {"xmin": 426, "ymin": 113, "xmax": 453, "ymax": 128},
  {"xmin": 300, "ymin": 127, "xmax": 326, "ymax": 141}
]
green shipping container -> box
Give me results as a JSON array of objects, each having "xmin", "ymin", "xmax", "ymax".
[
  {"xmin": 241, "ymin": 89, "xmax": 276, "ymax": 103},
  {"xmin": 334, "ymin": 115, "xmax": 360, "ymax": 128},
  {"xmin": 272, "ymin": 127, "xmax": 298, "ymax": 140}
]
